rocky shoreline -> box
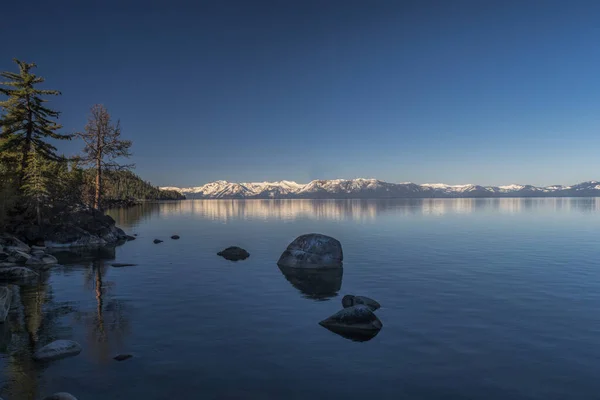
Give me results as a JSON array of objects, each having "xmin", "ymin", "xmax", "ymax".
[{"xmin": 3, "ymin": 207, "xmax": 133, "ymax": 248}]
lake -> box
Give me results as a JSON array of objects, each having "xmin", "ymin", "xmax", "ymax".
[{"xmin": 2, "ymin": 198, "xmax": 600, "ymax": 400}]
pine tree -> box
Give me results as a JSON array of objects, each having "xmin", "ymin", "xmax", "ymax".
[
  {"xmin": 75, "ymin": 104, "xmax": 133, "ymax": 210},
  {"xmin": 0, "ymin": 59, "xmax": 71, "ymax": 182},
  {"xmin": 21, "ymin": 149, "xmax": 50, "ymax": 226}
]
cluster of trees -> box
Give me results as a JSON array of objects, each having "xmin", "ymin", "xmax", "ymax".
[{"xmin": 0, "ymin": 59, "xmax": 183, "ymax": 227}]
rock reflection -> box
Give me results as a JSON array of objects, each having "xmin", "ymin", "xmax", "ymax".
[
  {"xmin": 278, "ymin": 265, "xmax": 343, "ymax": 301},
  {"xmin": 0, "ymin": 276, "xmax": 77, "ymax": 400},
  {"xmin": 75, "ymin": 259, "xmax": 131, "ymax": 364},
  {"xmin": 320, "ymin": 325, "xmax": 381, "ymax": 342}
]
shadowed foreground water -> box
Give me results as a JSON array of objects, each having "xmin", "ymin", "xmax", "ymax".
[{"xmin": 2, "ymin": 198, "xmax": 600, "ymax": 399}]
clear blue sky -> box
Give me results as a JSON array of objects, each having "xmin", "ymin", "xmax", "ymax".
[{"xmin": 1, "ymin": 0, "xmax": 600, "ymax": 187}]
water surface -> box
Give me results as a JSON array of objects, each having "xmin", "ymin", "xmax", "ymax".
[{"xmin": 2, "ymin": 198, "xmax": 600, "ymax": 399}]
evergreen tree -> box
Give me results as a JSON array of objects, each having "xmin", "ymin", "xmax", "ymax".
[
  {"xmin": 21, "ymin": 149, "xmax": 50, "ymax": 226},
  {"xmin": 0, "ymin": 59, "xmax": 71, "ymax": 182},
  {"xmin": 75, "ymin": 104, "xmax": 133, "ymax": 210}
]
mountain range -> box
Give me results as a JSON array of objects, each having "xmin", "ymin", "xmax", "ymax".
[{"xmin": 160, "ymin": 179, "xmax": 600, "ymax": 199}]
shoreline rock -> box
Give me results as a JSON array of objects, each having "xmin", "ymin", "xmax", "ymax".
[
  {"xmin": 42, "ymin": 393, "xmax": 78, "ymax": 400},
  {"xmin": 0, "ymin": 287, "xmax": 11, "ymax": 322},
  {"xmin": 4, "ymin": 208, "xmax": 130, "ymax": 248}
]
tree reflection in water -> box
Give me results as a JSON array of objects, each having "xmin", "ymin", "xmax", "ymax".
[{"xmin": 75, "ymin": 259, "xmax": 131, "ymax": 364}]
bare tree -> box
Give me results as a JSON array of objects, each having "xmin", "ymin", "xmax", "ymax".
[{"xmin": 75, "ymin": 105, "xmax": 133, "ymax": 210}]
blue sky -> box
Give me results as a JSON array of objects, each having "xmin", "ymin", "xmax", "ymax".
[{"xmin": 1, "ymin": 0, "xmax": 600, "ymax": 187}]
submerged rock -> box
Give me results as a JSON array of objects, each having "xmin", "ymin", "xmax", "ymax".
[
  {"xmin": 342, "ymin": 295, "xmax": 381, "ymax": 311},
  {"xmin": 319, "ymin": 305, "xmax": 383, "ymax": 342},
  {"xmin": 171, "ymin": 235, "xmax": 180, "ymax": 240},
  {"xmin": 33, "ymin": 340, "xmax": 82, "ymax": 361},
  {"xmin": 277, "ymin": 233, "xmax": 343, "ymax": 269},
  {"xmin": 0, "ymin": 267, "xmax": 38, "ymax": 280},
  {"xmin": 26, "ymin": 254, "xmax": 58, "ymax": 266},
  {"xmin": 114, "ymin": 354, "xmax": 133, "ymax": 361},
  {"xmin": 111, "ymin": 263, "xmax": 138, "ymax": 268},
  {"xmin": 153, "ymin": 239, "xmax": 163, "ymax": 244},
  {"xmin": 217, "ymin": 246, "xmax": 250, "ymax": 261},
  {"xmin": 42, "ymin": 393, "xmax": 78, "ymax": 400},
  {"xmin": 0, "ymin": 286, "xmax": 10, "ymax": 322}
]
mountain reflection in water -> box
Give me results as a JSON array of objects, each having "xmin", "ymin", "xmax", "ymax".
[{"xmin": 108, "ymin": 197, "xmax": 600, "ymax": 225}]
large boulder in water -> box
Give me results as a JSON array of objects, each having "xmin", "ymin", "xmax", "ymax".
[
  {"xmin": 277, "ymin": 234, "xmax": 343, "ymax": 269},
  {"xmin": 33, "ymin": 340, "xmax": 82, "ymax": 361},
  {"xmin": 319, "ymin": 305, "xmax": 383, "ymax": 342}
]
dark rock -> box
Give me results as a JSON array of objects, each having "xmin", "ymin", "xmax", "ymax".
[
  {"xmin": 217, "ymin": 246, "xmax": 250, "ymax": 261},
  {"xmin": 171, "ymin": 235, "xmax": 180, "ymax": 240},
  {"xmin": 33, "ymin": 340, "xmax": 82, "ymax": 361},
  {"xmin": 277, "ymin": 233, "xmax": 343, "ymax": 269},
  {"xmin": 26, "ymin": 254, "xmax": 58, "ymax": 266},
  {"xmin": 0, "ymin": 286, "xmax": 10, "ymax": 322},
  {"xmin": 319, "ymin": 305, "xmax": 383, "ymax": 342},
  {"xmin": 278, "ymin": 265, "xmax": 343, "ymax": 300},
  {"xmin": 0, "ymin": 252, "xmax": 7, "ymax": 261},
  {"xmin": 153, "ymin": 239, "xmax": 163, "ymax": 244},
  {"xmin": 113, "ymin": 354, "xmax": 133, "ymax": 361},
  {"xmin": 126, "ymin": 235, "xmax": 136, "ymax": 241},
  {"xmin": 0, "ymin": 234, "xmax": 31, "ymax": 253},
  {"xmin": 10, "ymin": 249, "xmax": 32, "ymax": 263},
  {"xmin": 0, "ymin": 266, "xmax": 38, "ymax": 280},
  {"xmin": 133, "ymin": 233, "xmax": 138, "ymax": 236},
  {"xmin": 111, "ymin": 263, "xmax": 138, "ymax": 268},
  {"xmin": 342, "ymin": 295, "xmax": 381, "ymax": 311},
  {"xmin": 42, "ymin": 393, "xmax": 78, "ymax": 400}
]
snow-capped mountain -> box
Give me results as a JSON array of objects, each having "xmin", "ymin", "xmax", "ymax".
[{"xmin": 161, "ymin": 179, "xmax": 600, "ymax": 199}]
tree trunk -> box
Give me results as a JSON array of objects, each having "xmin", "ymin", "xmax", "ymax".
[
  {"xmin": 36, "ymin": 199, "xmax": 41, "ymax": 227},
  {"xmin": 94, "ymin": 157, "xmax": 102, "ymax": 211}
]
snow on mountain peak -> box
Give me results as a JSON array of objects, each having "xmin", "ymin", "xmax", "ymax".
[{"xmin": 159, "ymin": 179, "xmax": 600, "ymax": 199}]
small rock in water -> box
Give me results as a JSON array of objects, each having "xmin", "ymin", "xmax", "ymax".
[
  {"xmin": 341, "ymin": 295, "xmax": 381, "ymax": 311},
  {"xmin": 133, "ymin": 233, "xmax": 138, "ymax": 236},
  {"xmin": 111, "ymin": 263, "xmax": 138, "ymax": 268},
  {"xmin": 42, "ymin": 393, "xmax": 78, "ymax": 400},
  {"xmin": 126, "ymin": 235, "xmax": 136, "ymax": 241},
  {"xmin": 33, "ymin": 340, "xmax": 82, "ymax": 361},
  {"xmin": 153, "ymin": 239, "xmax": 163, "ymax": 244},
  {"xmin": 319, "ymin": 305, "xmax": 383, "ymax": 342},
  {"xmin": 0, "ymin": 286, "xmax": 11, "ymax": 322},
  {"xmin": 217, "ymin": 246, "xmax": 250, "ymax": 261},
  {"xmin": 171, "ymin": 235, "xmax": 180, "ymax": 240},
  {"xmin": 114, "ymin": 354, "xmax": 133, "ymax": 361}
]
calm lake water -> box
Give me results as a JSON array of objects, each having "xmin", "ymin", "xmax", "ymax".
[{"xmin": 2, "ymin": 198, "xmax": 600, "ymax": 399}]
